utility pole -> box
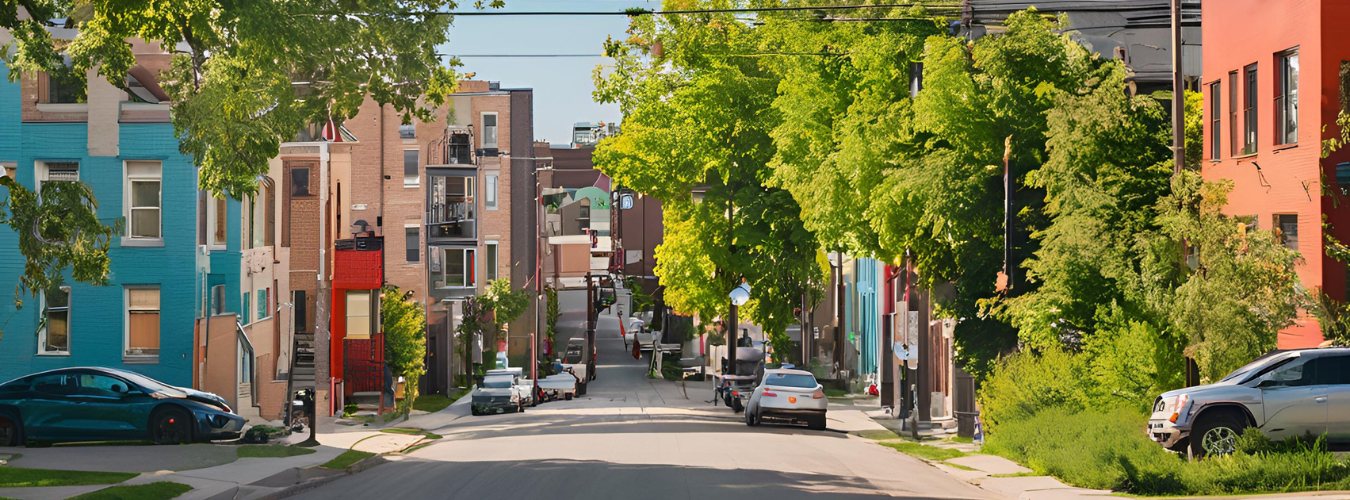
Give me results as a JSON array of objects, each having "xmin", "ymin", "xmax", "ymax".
[
  {"xmin": 586, "ymin": 272, "xmax": 596, "ymax": 383},
  {"xmin": 1171, "ymin": 0, "xmax": 1185, "ymax": 176}
]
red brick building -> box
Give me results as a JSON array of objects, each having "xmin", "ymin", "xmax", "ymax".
[{"xmin": 1201, "ymin": 0, "xmax": 1350, "ymax": 348}]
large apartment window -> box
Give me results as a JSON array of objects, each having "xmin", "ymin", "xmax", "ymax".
[
  {"xmin": 1275, "ymin": 214, "xmax": 1299, "ymax": 251},
  {"xmin": 406, "ymin": 226, "xmax": 420, "ymax": 263},
  {"xmin": 1209, "ymin": 81, "xmax": 1220, "ymax": 160},
  {"xmin": 430, "ymin": 176, "xmax": 476, "ymax": 227},
  {"xmin": 39, "ymin": 284, "xmax": 70, "ymax": 354},
  {"xmin": 1244, "ymin": 64, "xmax": 1258, "ymax": 154},
  {"xmin": 45, "ymin": 57, "xmax": 85, "ymax": 104},
  {"xmin": 125, "ymin": 287, "xmax": 160, "ymax": 358},
  {"xmin": 481, "ymin": 113, "xmax": 498, "ymax": 149},
  {"xmin": 1229, "ymin": 72, "xmax": 1238, "ymax": 157},
  {"xmin": 293, "ymin": 290, "xmax": 308, "ymax": 333},
  {"xmin": 485, "ymin": 242, "xmax": 498, "ymax": 282},
  {"xmin": 346, "ymin": 290, "xmax": 373, "ymax": 339},
  {"xmin": 404, "ymin": 150, "xmax": 419, "ymax": 188},
  {"xmin": 443, "ymin": 247, "xmax": 477, "ymax": 288},
  {"xmin": 290, "ymin": 167, "xmax": 310, "ymax": 196},
  {"xmin": 1276, "ymin": 49, "xmax": 1299, "ymax": 146},
  {"xmin": 126, "ymin": 161, "xmax": 162, "ymax": 240},
  {"xmin": 485, "ymin": 173, "xmax": 498, "ymax": 210}
]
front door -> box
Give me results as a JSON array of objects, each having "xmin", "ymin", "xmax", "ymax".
[{"xmin": 1259, "ymin": 358, "xmax": 1328, "ymax": 442}]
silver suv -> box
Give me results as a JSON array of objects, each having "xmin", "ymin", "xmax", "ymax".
[{"xmin": 1148, "ymin": 348, "xmax": 1350, "ymax": 457}]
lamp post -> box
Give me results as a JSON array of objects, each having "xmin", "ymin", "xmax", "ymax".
[{"xmin": 727, "ymin": 282, "xmax": 750, "ymax": 376}]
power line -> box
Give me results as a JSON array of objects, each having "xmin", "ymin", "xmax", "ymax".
[{"xmin": 312, "ymin": 3, "xmax": 963, "ymax": 18}]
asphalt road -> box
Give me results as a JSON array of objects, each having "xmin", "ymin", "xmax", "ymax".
[{"xmin": 291, "ymin": 291, "xmax": 993, "ymax": 500}]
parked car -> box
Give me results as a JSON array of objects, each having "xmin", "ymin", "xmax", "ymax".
[
  {"xmin": 0, "ymin": 367, "xmax": 244, "ymax": 446},
  {"xmin": 744, "ymin": 368, "xmax": 828, "ymax": 430},
  {"xmin": 485, "ymin": 368, "xmax": 534, "ymax": 406},
  {"xmin": 471, "ymin": 374, "xmax": 525, "ymax": 416},
  {"xmin": 1148, "ymin": 347, "xmax": 1350, "ymax": 457},
  {"xmin": 562, "ymin": 337, "xmax": 594, "ymax": 395}
]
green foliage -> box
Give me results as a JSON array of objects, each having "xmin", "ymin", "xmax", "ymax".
[
  {"xmin": 320, "ymin": 450, "xmax": 376, "ymax": 470},
  {"xmin": 594, "ymin": 0, "xmax": 827, "ymax": 352},
  {"xmin": 381, "ymin": 285, "xmax": 426, "ymax": 415},
  {"xmin": 544, "ymin": 286, "xmax": 560, "ymax": 354},
  {"xmin": 411, "ymin": 394, "xmax": 457, "ymax": 413},
  {"xmin": 236, "ymin": 445, "xmax": 315, "ymax": 458},
  {"xmin": 625, "ymin": 276, "xmax": 654, "ymax": 314},
  {"xmin": 878, "ymin": 440, "xmax": 967, "ymax": 462},
  {"xmin": 986, "ymin": 407, "xmax": 1350, "ymax": 495},
  {"xmin": 0, "ymin": 177, "xmax": 119, "ymax": 331},
  {"xmin": 0, "ymin": 467, "xmax": 136, "ymax": 487}
]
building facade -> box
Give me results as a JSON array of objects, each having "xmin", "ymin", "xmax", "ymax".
[{"xmin": 1201, "ymin": 0, "xmax": 1350, "ymax": 349}]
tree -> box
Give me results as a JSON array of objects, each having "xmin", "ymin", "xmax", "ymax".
[
  {"xmin": 1, "ymin": 0, "xmax": 496, "ymax": 310},
  {"xmin": 594, "ymin": 0, "xmax": 827, "ymax": 355},
  {"xmin": 479, "ymin": 278, "xmax": 528, "ymax": 369},
  {"xmin": 381, "ymin": 285, "xmax": 426, "ymax": 415}
]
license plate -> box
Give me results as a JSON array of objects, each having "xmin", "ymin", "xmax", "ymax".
[{"xmin": 788, "ymin": 397, "xmax": 797, "ymax": 403}]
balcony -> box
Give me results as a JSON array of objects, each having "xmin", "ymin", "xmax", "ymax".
[
  {"xmin": 426, "ymin": 174, "xmax": 476, "ymax": 242},
  {"xmin": 427, "ymin": 128, "xmax": 474, "ymax": 166}
]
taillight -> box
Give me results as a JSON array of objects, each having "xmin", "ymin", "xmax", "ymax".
[
  {"xmin": 812, "ymin": 391, "xmax": 825, "ymax": 399},
  {"xmin": 732, "ymin": 391, "xmax": 739, "ymax": 397},
  {"xmin": 762, "ymin": 391, "xmax": 777, "ymax": 397}
]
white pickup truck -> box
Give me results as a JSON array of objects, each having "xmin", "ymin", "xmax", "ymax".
[
  {"xmin": 485, "ymin": 368, "xmax": 533, "ymax": 407},
  {"xmin": 561, "ymin": 338, "xmax": 594, "ymax": 395}
]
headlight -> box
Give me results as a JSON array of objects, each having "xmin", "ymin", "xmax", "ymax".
[{"xmin": 1154, "ymin": 398, "xmax": 1167, "ymax": 413}]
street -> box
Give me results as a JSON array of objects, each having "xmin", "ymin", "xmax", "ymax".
[{"xmin": 291, "ymin": 291, "xmax": 992, "ymax": 500}]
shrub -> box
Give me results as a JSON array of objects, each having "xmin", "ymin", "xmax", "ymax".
[{"xmin": 978, "ymin": 347, "xmax": 1091, "ymax": 433}]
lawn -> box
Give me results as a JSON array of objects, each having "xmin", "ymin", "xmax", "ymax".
[
  {"xmin": 0, "ymin": 467, "xmax": 137, "ymax": 488},
  {"xmin": 823, "ymin": 388, "xmax": 848, "ymax": 398},
  {"xmin": 68, "ymin": 482, "xmax": 192, "ymax": 500},
  {"xmin": 320, "ymin": 450, "xmax": 376, "ymax": 470},
  {"xmin": 853, "ymin": 429, "xmax": 901, "ymax": 440},
  {"xmin": 413, "ymin": 389, "xmax": 466, "ymax": 413},
  {"xmin": 879, "ymin": 440, "xmax": 968, "ymax": 462},
  {"xmin": 236, "ymin": 445, "xmax": 317, "ymax": 458},
  {"xmin": 382, "ymin": 428, "xmax": 442, "ymax": 440}
]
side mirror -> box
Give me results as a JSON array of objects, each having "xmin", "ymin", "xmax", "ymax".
[{"xmin": 1257, "ymin": 379, "xmax": 1284, "ymax": 389}]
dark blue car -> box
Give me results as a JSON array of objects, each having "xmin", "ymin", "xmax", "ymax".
[{"xmin": 0, "ymin": 367, "xmax": 245, "ymax": 446}]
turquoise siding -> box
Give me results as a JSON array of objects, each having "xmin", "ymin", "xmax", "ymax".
[{"xmin": 0, "ymin": 66, "xmax": 241, "ymax": 386}]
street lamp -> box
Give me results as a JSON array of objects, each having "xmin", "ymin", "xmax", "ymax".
[
  {"xmin": 726, "ymin": 281, "xmax": 750, "ymax": 379},
  {"xmin": 729, "ymin": 282, "xmax": 750, "ymax": 307}
]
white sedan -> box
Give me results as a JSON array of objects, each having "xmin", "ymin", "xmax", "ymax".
[{"xmin": 744, "ymin": 369, "xmax": 828, "ymax": 430}]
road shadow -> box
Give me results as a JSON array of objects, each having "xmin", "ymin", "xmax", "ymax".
[
  {"xmin": 289, "ymin": 457, "xmax": 984, "ymax": 500},
  {"xmin": 436, "ymin": 410, "xmax": 849, "ymax": 442}
]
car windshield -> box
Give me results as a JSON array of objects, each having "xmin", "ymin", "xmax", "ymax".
[
  {"xmin": 765, "ymin": 373, "xmax": 817, "ymax": 388},
  {"xmin": 1220, "ymin": 354, "xmax": 1292, "ymax": 384},
  {"xmin": 483, "ymin": 378, "xmax": 513, "ymax": 389}
]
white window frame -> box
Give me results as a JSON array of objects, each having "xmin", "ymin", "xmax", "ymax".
[
  {"xmin": 123, "ymin": 160, "xmax": 163, "ymax": 246},
  {"xmin": 485, "ymin": 173, "xmax": 498, "ymax": 211},
  {"xmin": 481, "ymin": 112, "xmax": 499, "ymax": 149},
  {"xmin": 441, "ymin": 247, "xmax": 477, "ymax": 289},
  {"xmin": 35, "ymin": 160, "xmax": 80, "ymax": 195},
  {"xmin": 206, "ymin": 192, "xmax": 227, "ymax": 250},
  {"xmin": 38, "ymin": 285, "xmax": 71, "ymax": 355},
  {"xmin": 485, "ymin": 241, "xmax": 498, "ymax": 282},
  {"xmin": 124, "ymin": 286, "xmax": 161, "ymax": 361}
]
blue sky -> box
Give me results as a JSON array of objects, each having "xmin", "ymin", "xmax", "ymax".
[{"xmin": 441, "ymin": 0, "xmax": 658, "ymax": 145}]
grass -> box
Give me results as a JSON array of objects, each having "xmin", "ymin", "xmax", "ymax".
[
  {"xmin": 320, "ymin": 450, "xmax": 376, "ymax": 470},
  {"xmin": 0, "ymin": 467, "xmax": 137, "ymax": 488},
  {"xmin": 990, "ymin": 472, "xmax": 1039, "ymax": 478},
  {"xmin": 944, "ymin": 462, "xmax": 979, "ymax": 471},
  {"xmin": 879, "ymin": 440, "xmax": 968, "ymax": 462},
  {"xmin": 236, "ymin": 445, "xmax": 317, "ymax": 458},
  {"xmin": 67, "ymin": 482, "xmax": 192, "ymax": 500},
  {"xmin": 854, "ymin": 429, "xmax": 901, "ymax": 440},
  {"xmin": 413, "ymin": 389, "xmax": 467, "ymax": 413},
  {"xmin": 950, "ymin": 436, "xmax": 974, "ymax": 444},
  {"xmin": 823, "ymin": 388, "xmax": 848, "ymax": 398}
]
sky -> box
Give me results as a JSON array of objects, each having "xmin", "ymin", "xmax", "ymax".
[{"xmin": 440, "ymin": 0, "xmax": 659, "ymax": 145}]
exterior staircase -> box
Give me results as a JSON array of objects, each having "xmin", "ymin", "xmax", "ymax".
[{"xmin": 284, "ymin": 332, "xmax": 316, "ymax": 423}]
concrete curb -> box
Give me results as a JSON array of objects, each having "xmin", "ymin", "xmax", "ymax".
[{"xmin": 231, "ymin": 455, "xmax": 390, "ymax": 500}]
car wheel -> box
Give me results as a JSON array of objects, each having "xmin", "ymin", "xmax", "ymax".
[
  {"xmin": 471, "ymin": 407, "xmax": 482, "ymax": 416},
  {"xmin": 578, "ymin": 382, "xmax": 587, "ymax": 397},
  {"xmin": 152, "ymin": 407, "xmax": 193, "ymax": 445},
  {"xmin": 808, "ymin": 414, "xmax": 827, "ymax": 431},
  {"xmin": 0, "ymin": 414, "xmax": 19, "ymax": 447},
  {"xmin": 1190, "ymin": 411, "xmax": 1244, "ymax": 458},
  {"xmin": 732, "ymin": 398, "xmax": 744, "ymax": 414}
]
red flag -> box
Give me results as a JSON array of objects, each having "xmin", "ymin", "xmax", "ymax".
[{"xmin": 632, "ymin": 338, "xmax": 641, "ymax": 360}]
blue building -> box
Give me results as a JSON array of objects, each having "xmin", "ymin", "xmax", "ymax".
[{"xmin": 0, "ymin": 41, "xmax": 241, "ymax": 387}]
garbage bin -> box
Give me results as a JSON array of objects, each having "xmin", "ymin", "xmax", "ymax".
[{"xmin": 956, "ymin": 411, "xmax": 979, "ymax": 439}]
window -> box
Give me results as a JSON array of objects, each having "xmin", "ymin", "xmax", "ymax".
[
  {"xmin": 244, "ymin": 194, "xmax": 254, "ymax": 250},
  {"xmin": 1244, "ymin": 64, "xmax": 1258, "ymax": 154},
  {"xmin": 1, "ymin": 161, "xmax": 15, "ymax": 180},
  {"xmin": 1229, "ymin": 72, "xmax": 1238, "ymax": 157},
  {"xmin": 399, "ymin": 124, "xmax": 416, "ymax": 139},
  {"xmin": 1310, "ymin": 355, "xmax": 1350, "ymax": 385},
  {"xmin": 1263, "ymin": 359, "xmax": 1312, "ymax": 387},
  {"xmin": 256, "ymin": 289, "xmax": 267, "ymax": 321},
  {"xmin": 443, "ymin": 247, "xmax": 477, "ymax": 288},
  {"xmin": 38, "ymin": 161, "xmax": 80, "ymax": 189},
  {"xmin": 404, "ymin": 150, "xmax": 419, "ymax": 188},
  {"xmin": 1276, "ymin": 49, "xmax": 1299, "ymax": 145},
  {"xmin": 77, "ymin": 374, "xmax": 131, "ymax": 398},
  {"xmin": 126, "ymin": 162, "xmax": 162, "ymax": 240},
  {"xmin": 290, "ymin": 167, "xmax": 310, "ymax": 196},
  {"xmin": 243, "ymin": 291, "xmax": 251, "ymax": 324},
  {"xmin": 294, "ymin": 290, "xmax": 308, "ymax": 333},
  {"xmin": 263, "ymin": 181, "xmax": 275, "ymax": 246},
  {"xmin": 908, "ymin": 62, "xmax": 923, "ymax": 98},
  {"xmin": 485, "ymin": 173, "xmax": 498, "ymax": 210},
  {"xmin": 209, "ymin": 195, "xmax": 227, "ymax": 248},
  {"xmin": 125, "ymin": 287, "xmax": 160, "ymax": 357},
  {"xmin": 39, "ymin": 285, "xmax": 70, "ymax": 354},
  {"xmin": 405, "ymin": 227, "xmax": 420, "ymax": 263},
  {"xmin": 346, "ymin": 290, "xmax": 373, "ymax": 339},
  {"xmin": 486, "ymin": 242, "xmax": 498, "ymax": 282},
  {"xmin": 482, "ymin": 113, "xmax": 498, "ymax": 149},
  {"xmin": 45, "ymin": 57, "xmax": 84, "ymax": 104},
  {"xmin": 1209, "ymin": 81, "xmax": 1220, "ymax": 160},
  {"xmin": 1274, "ymin": 214, "xmax": 1298, "ymax": 251},
  {"xmin": 429, "ymin": 176, "xmax": 476, "ymax": 226},
  {"xmin": 210, "ymin": 285, "xmax": 226, "ymax": 315}
]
